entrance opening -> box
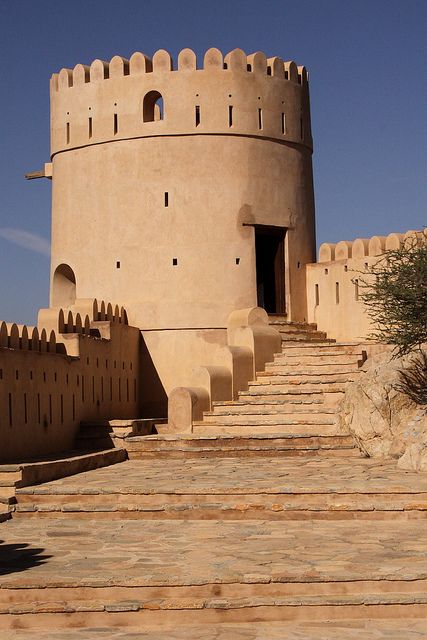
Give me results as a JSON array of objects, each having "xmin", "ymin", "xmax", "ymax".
[
  {"xmin": 255, "ymin": 226, "xmax": 286, "ymax": 314},
  {"xmin": 52, "ymin": 264, "xmax": 76, "ymax": 307}
]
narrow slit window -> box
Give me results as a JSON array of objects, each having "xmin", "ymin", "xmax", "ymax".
[
  {"xmin": 235, "ymin": 257, "xmax": 240, "ymax": 265},
  {"xmin": 354, "ymin": 279, "xmax": 359, "ymax": 301},
  {"xmin": 114, "ymin": 113, "xmax": 118, "ymax": 135},
  {"xmin": 315, "ymin": 284, "xmax": 320, "ymax": 306},
  {"xmin": 24, "ymin": 393, "xmax": 27, "ymax": 424},
  {"xmin": 82, "ymin": 375, "xmax": 85, "ymax": 403},
  {"xmin": 49, "ymin": 394, "xmax": 52, "ymax": 424},
  {"xmin": 281, "ymin": 113, "xmax": 286, "ymax": 135},
  {"xmin": 116, "ymin": 261, "xmax": 120, "ymax": 269},
  {"xmin": 172, "ymin": 258, "xmax": 178, "ymax": 266},
  {"xmin": 72, "ymin": 394, "xmax": 75, "ymax": 420},
  {"xmin": 101, "ymin": 376, "xmax": 104, "ymax": 402},
  {"xmin": 110, "ymin": 377, "xmax": 113, "ymax": 401},
  {"xmin": 8, "ymin": 393, "xmax": 12, "ymax": 426},
  {"xmin": 195, "ymin": 105, "xmax": 200, "ymax": 127},
  {"xmin": 258, "ymin": 108, "xmax": 263, "ymax": 130},
  {"xmin": 126, "ymin": 378, "xmax": 129, "ymax": 402},
  {"xmin": 37, "ymin": 393, "xmax": 41, "ymax": 424},
  {"xmin": 92, "ymin": 376, "xmax": 95, "ymax": 403},
  {"xmin": 300, "ymin": 117, "xmax": 304, "ymax": 140},
  {"xmin": 88, "ymin": 117, "xmax": 92, "ymax": 138},
  {"xmin": 60, "ymin": 394, "xmax": 64, "ymax": 423},
  {"xmin": 164, "ymin": 192, "xmax": 169, "ymax": 207},
  {"xmin": 335, "ymin": 282, "xmax": 340, "ymax": 304},
  {"xmin": 228, "ymin": 105, "xmax": 233, "ymax": 127},
  {"xmin": 66, "ymin": 122, "xmax": 70, "ymax": 144}
]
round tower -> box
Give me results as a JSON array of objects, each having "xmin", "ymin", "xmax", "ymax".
[{"xmin": 48, "ymin": 47, "xmax": 316, "ymax": 409}]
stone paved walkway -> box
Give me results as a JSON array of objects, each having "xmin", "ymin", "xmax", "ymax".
[
  {"xmin": 2, "ymin": 514, "xmax": 427, "ymax": 589},
  {"xmin": 17, "ymin": 456, "xmax": 427, "ymax": 496}
]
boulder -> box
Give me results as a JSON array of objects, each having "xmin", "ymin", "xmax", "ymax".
[{"xmin": 338, "ymin": 350, "xmax": 427, "ymax": 470}]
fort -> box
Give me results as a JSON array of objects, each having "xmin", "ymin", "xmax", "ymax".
[{"xmin": 1, "ymin": 48, "xmax": 427, "ymax": 637}]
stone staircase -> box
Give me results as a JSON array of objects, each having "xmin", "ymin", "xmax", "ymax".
[{"xmin": 2, "ymin": 320, "xmax": 427, "ymax": 636}]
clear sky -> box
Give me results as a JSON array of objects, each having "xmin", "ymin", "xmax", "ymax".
[{"xmin": 0, "ymin": 0, "xmax": 426, "ymax": 325}]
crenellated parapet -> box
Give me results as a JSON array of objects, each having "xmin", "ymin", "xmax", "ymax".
[
  {"xmin": 318, "ymin": 228, "xmax": 427, "ymax": 263},
  {"xmin": 0, "ymin": 300, "xmax": 141, "ymax": 462},
  {"xmin": 50, "ymin": 47, "xmax": 312, "ymax": 156},
  {"xmin": 306, "ymin": 228, "xmax": 427, "ymax": 342}
]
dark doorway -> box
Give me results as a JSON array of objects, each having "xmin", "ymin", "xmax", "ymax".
[{"xmin": 255, "ymin": 226, "xmax": 286, "ymax": 314}]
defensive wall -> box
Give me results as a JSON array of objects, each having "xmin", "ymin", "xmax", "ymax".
[
  {"xmin": 48, "ymin": 48, "xmax": 315, "ymax": 413},
  {"xmin": 306, "ymin": 228, "xmax": 427, "ymax": 342},
  {"xmin": 0, "ymin": 300, "xmax": 141, "ymax": 462}
]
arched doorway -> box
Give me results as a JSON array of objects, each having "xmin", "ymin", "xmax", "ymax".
[{"xmin": 52, "ymin": 264, "xmax": 76, "ymax": 307}]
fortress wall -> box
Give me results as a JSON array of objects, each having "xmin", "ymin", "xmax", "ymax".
[
  {"xmin": 48, "ymin": 48, "xmax": 316, "ymax": 397},
  {"xmin": 0, "ymin": 303, "xmax": 141, "ymax": 462},
  {"xmin": 306, "ymin": 229, "xmax": 426, "ymax": 342}
]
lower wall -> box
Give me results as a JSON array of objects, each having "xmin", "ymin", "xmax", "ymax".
[
  {"xmin": 306, "ymin": 257, "xmax": 375, "ymax": 342},
  {"xmin": 0, "ymin": 322, "xmax": 141, "ymax": 462}
]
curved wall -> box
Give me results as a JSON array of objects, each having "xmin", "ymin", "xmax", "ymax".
[{"xmin": 49, "ymin": 48, "xmax": 316, "ymax": 404}]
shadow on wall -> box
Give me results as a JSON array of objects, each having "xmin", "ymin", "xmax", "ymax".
[
  {"xmin": 0, "ymin": 541, "xmax": 51, "ymax": 576},
  {"xmin": 139, "ymin": 334, "xmax": 168, "ymax": 418}
]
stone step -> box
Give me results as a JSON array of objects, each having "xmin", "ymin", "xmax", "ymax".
[
  {"xmin": 272, "ymin": 354, "xmax": 364, "ymax": 365},
  {"xmin": 5, "ymin": 620, "xmax": 427, "ymax": 639},
  {"xmin": 255, "ymin": 371, "xmax": 360, "ymax": 383},
  {"xmin": 280, "ymin": 343, "xmax": 366, "ymax": 353},
  {"xmin": 264, "ymin": 363, "xmax": 362, "ymax": 375},
  {"xmin": 192, "ymin": 425, "xmax": 342, "ymax": 438},
  {"xmin": 124, "ymin": 433, "xmax": 358, "ymax": 459},
  {"xmin": 246, "ymin": 382, "xmax": 349, "ymax": 395},
  {"xmin": 199, "ymin": 414, "xmax": 336, "ymax": 426},
  {"xmin": 280, "ymin": 334, "xmax": 331, "ymax": 342},
  {"xmin": 206, "ymin": 405, "xmax": 335, "ymax": 416},
  {"xmin": 12, "ymin": 457, "xmax": 427, "ymax": 521},
  {"xmin": 1, "ymin": 517, "xmax": 427, "ymax": 628},
  {"xmin": 14, "ymin": 487, "xmax": 427, "ymax": 520},
  {"xmin": 214, "ymin": 397, "xmax": 326, "ymax": 408}
]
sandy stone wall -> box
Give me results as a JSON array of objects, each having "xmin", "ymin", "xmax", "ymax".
[
  {"xmin": 306, "ymin": 229, "xmax": 427, "ymax": 342},
  {"xmin": 0, "ymin": 301, "xmax": 141, "ymax": 462}
]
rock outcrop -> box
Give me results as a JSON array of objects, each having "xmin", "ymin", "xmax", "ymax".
[{"xmin": 338, "ymin": 349, "xmax": 427, "ymax": 471}]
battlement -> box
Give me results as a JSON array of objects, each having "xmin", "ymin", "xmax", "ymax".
[
  {"xmin": 318, "ymin": 228, "xmax": 427, "ymax": 262},
  {"xmin": 49, "ymin": 48, "xmax": 312, "ymax": 155},
  {"xmin": 51, "ymin": 48, "xmax": 308, "ymax": 91}
]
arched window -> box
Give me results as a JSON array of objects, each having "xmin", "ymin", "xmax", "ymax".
[
  {"xmin": 52, "ymin": 264, "xmax": 76, "ymax": 307},
  {"xmin": 143, "ymin": 91, "xmax": 164, "ymax": 122}
]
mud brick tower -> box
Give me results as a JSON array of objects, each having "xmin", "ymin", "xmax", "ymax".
[{"xmin": 48, "ymin": 48, "xmax": 315, "ymax": 412}]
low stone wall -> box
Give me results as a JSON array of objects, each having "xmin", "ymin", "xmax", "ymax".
[
  {"xmin": 0, "ymin": 300, "xmax": 141, "ymax": 462},
  {"xmin": 306, "ymin": 228, "xmax": 426, "ymax": 342}
]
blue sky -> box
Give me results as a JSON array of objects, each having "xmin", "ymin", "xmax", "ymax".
[{"xmin": 0, "ymin": 0, "xmax": 426, "ymax": 325}]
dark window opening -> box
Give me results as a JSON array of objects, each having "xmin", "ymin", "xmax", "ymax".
[
  {"xmin": 172, "ymin": 258, "xmax": 178, "ymax": 266},
  {"xmin": 195, "ymin": 105, "xmax": 200, "ymax": 127},
  {"xmin": 66, "ymin": 122, "xmax": 70, "ymax": 144},
  {"xmin": 281, "ymin": 113, "xmax": 286, "ymax": 135},
  {"xmin": 267, "ymin": 66, "xmax": 272, "ymax": 75},
  {"xmin": 228, "ymin": 105, "xmax": 233, "ymax": 127},
  {"xmin": 255, "ymin": 226, "xmax": 286, "ymax": 314},
  {"xmin": 164, "ymin": 192, "xmax": 169, "ymax": 207},
  {"xmin": 114, "ymin": 113, "xmax": 118, "ymax": 135},
  {"xmin": 88, "ymin": 117, "xmax": 92, "ymax": 138},
  {"xmin": 247, "ymin": 64, "xmax": 252, "ymax": 71},
  {"xmin": 235, "ymin": 257, "xmax": 240, "ymax": 265},
  {"xmin": 116, "ymin": 261, "xmax": 120, "ymax": 269},
  {"xmin": 258, "ymin": 108, "xmax": 263, "ymax": 130},
  {"xmin": 143, "ymin": 91, "xmax": 164, "ymax": 122},
  {"xmin": 336, "ymin": 282, "xmax": 340, "ymax": 304},
  {"xmin": 315, "ymin": 284, "xmax": 320, "ymax": 306}
]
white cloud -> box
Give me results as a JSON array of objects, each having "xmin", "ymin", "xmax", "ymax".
[{"xmin": 0, "ymin": 227, "xmax": 50, "ymax": 257}]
